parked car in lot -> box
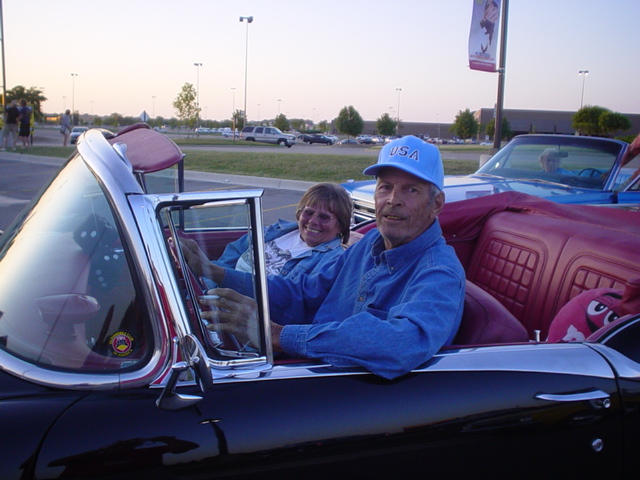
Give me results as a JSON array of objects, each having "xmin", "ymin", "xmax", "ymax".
[
  {"xmin": 69, "ymin": 126, "xmax": 89, "ymax": 144},
  {"xmin": 194, "ymin": 127, "xmax": 212, "ymax": 134},
  {"xmin": 306, "ymin": 133, "xmax": 334, "ymax": 145},
  {"xmin": 241, "ymin": 126, "xmax": 296, "ymax": 147},
  {"xmin": 343, "ymin": 134, "xmax": 640, "ymax": 222},
  {"xmin": 1, "ymin": 124, "xmax": 640, "ymax": 478},
  {"xmin": 356, "ymin": 134, "xmax": 374, "ymax": 144}
]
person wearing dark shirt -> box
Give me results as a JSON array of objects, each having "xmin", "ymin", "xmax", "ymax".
[
  {"xmin": 2, "ymin": 100, "xmax": 20, "ymax": 151},
  {"xmin": 18, "ymin": 99, "xmax": 32, "ymax": 148}
]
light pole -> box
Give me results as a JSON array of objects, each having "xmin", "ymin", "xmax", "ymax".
[
  {"xmin": 152, "ymin": 96, "xmax": 156, "ymax": 118},
  {"xmin": 231, "ymin": 87, "xmax": 236, "ymax": 140},
  {"xmin": 239, "ymin": 15, "xmax": 253, "ymax": 129},
  {"xmin": 578, "ymin": 70, "xmax": 589, "ymax": 109},
  {"xmin": 194, "ymin": 62, "xmax": 202, "ymax": 127},
  {"xmin": 257, "ymin": 104, "xmax": 261, "ymax": 123},
  {"xmin": 277, "ymin": 98, "xmax": 281, "ymax": 115},
  {"xmin": 71, "ymin": 73, "xmax": 78, "ymax": 125},
  {"xmin": 395, "ymin": 88, "xmax": 402, "ymax": 135}
]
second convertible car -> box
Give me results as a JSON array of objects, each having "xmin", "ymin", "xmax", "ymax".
[
  {"xmin": 343, "ymin": 133, "xmax": 640, "ymax": 222},
  {"xmin": 1, "ymin": 124, "xmax": 640, "ymax": 479}
]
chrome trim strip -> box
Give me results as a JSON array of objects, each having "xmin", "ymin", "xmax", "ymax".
[
  {"xmin": 207, "ymin": 343, "xmax": 615, "ymax": 385},
  {"xmin": 587, "ymin": 343, "xmax": 640, "ymax": 381}
]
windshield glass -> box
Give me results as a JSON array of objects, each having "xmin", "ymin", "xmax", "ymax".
[
  {"xmin": 0, "ymin": 158, "xmax": 151, "ymax": 372},
  {"xmin": 478, "ymin": 136, "xmax": 624, "ymax": 190}
]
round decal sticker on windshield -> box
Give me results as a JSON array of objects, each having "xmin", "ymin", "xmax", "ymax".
[{"xmin": 109, "ymin": 331, "xmax": 134, "ymax": 357}]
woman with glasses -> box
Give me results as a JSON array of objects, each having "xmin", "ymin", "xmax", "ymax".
[{"xmin": 185, "ymin": 183, "xmax": 353, "ymax": 285}]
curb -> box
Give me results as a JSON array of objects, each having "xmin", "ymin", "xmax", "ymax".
[{"xmin": 184, "ymin": 170, "xmax": 315, "ymax": 192}]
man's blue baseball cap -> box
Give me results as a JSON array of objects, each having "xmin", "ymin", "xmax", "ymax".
[{"xmin": 363, "ymin": 135, "xmax": 444, "ymax": 190}]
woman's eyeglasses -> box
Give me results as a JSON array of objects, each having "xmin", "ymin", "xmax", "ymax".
[{"xmin": 299, "ymin": 207, "xmax": 336, "ymax": 224}]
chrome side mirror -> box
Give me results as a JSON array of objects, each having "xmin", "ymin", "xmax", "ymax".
[{"xmin": 156, "ymin": 335, "xmax": 212, "ymax": 411}]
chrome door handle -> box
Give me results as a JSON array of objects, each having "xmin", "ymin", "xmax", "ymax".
[{"xmin": 535, "ymin": 389, "xmax": 611, "ymax": 408}]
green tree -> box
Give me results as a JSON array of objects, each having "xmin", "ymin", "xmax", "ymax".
[
  {"xmin": 274, "ymin": 113, "xmax": 290, "ymax": 132},
  {"xmin": 6, "ymin": 85, "xmax": 47, "ymax": 122},
  {"xmin": 336, "ymin": 105, "xmax": 363, "ymax": 138},
  {"xmin": 599, "ymin": 110, "xmax": 631, "ymax": 137},
  {"xmin": 289, "ymin": 118, "xmax": 306, "ymax": 132},
  {"xmin": 572, "ymin": 105, "xmax": 608, "ymax": 136},
  {"xmin": 107, "ymin": 112, "xmax": 123, "ymax": 128},
  {"xmin": 485, "ymin": 116, "xmax": 512, "ymax": 141},
  {"xmin": 377, "ymin": 112, "xmax": 397, "ymax": 137},
  {"xmin": 317, "ymin": 120, "xmax": 329, "ymax": 132},
  {"xmin": 172, "ymin": 83, "xmax": 200, "ymax": 130},
  {"xmin": 450, "ymin": 108, "xmax": 479, "ymax": 139},
  {"xmin": 232, "ymin": 109, "xmax": 244, "ymax": 131}
]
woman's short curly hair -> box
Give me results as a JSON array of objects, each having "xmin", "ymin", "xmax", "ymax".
[{"xmin": 295, "ymin": 183, "xmax": 353, "ymax": 244}]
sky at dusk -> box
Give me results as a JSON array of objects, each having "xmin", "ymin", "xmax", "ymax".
[{"xmin": 3, "ymin": 0, "xmax": 639, "ymax": 124}]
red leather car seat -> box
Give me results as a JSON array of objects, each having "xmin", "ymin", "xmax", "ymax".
[{"xmin": 453, "ymin": 281, "xmax": 529, "ymax": 345}]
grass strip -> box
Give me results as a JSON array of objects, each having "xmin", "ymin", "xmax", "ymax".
[{"xmin": 21, "ymin": 146, "xmax": 479, "ymax": 183}]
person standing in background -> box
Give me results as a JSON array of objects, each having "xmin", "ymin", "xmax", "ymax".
[
  {"xmin": 1, "ymin": 100, "xmax": 20, "ymax": 151},
  {"xmin": 18, "ymin": 99, "xmax": 32, "ymax": 148},
  {"xmin": 60, "ymin": 110, "xmax": 72, "ymax": 146}
]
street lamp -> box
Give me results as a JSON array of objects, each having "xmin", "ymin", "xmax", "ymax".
[
  {"xmin": 152, "ymin": 96, "xmax": 156, "ymax": 118},
  {"xmin": 239, "ymin": 15, "xmax": 253, "ymax": 128},
  {"xmin": 231, "ymin": 87, "xmax": 236, "ymax": 140},
  {"xmin": 277, "ymin": 98, "xmax": 281, "ymax": 115},
  {"xmin": 396, "ymin": 88, "xmax": 402, "ymax": 135},
  {"xmin": 71, "ymin": 73, "xmax": 78, "ymax": 125},
  {"xmin": 578, "ymin": 70, "xmax": 589, "ymax": 109},
  {"xmin": 194, "ymin": 62, "xmax": 202, "ymax": 127}
]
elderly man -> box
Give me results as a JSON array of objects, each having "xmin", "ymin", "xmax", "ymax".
[{"xmin": 200, "ymin": 135, "xmax": 465, "ymax": 379}]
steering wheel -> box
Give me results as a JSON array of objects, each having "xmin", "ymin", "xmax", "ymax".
[{"xmin": 578, "ymin": 168, "xmax": 603, "ymax": 178}]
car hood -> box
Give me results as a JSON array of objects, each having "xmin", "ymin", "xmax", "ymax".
[{"xmin": 343, "ymin": 174, "xmax": 615, "ymax": 205}]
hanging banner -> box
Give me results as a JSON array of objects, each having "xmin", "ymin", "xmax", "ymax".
[{"xmin": 468, "ymin": 0, "xmax": 501, "ymax": 72}]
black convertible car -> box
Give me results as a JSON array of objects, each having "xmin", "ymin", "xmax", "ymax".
[{"xmin": 1, "ymin": 124, "xmax": 640, "ymax": 479}]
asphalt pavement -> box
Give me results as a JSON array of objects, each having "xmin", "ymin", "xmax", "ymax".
[{"xmin": 0, "ymin": 149, "xmax": 314, "ymax": 232}]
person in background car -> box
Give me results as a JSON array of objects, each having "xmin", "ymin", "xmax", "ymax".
[
  {"xmin": 182, "ymin": 183, "xmax": 353, "ymax": 286},
  {"xmin": 198, "ymin": 136, "xmax": 466, "ymax": 380},
  {"xmin": 539, "ymin": 148, "xmax": 572, "ymax": 174}
]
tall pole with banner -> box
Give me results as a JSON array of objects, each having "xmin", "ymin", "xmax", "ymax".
[
  {"xmin": 468, "ymin": 0, "xmax": 509, "ymax": 151},
  {"xmin": 0, "ymin": 0, "xmax": 6, "ymax": 111},
  {"xmin": 492, "ymin": 0, "xmax": 509, "ymax": 151}
]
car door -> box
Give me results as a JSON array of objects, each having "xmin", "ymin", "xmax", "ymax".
[
  {"xmin": 32, "ymin": 341, "xmax": 623, "ymax": 479},
  {"xmin": 186, "ymin": 344, "xmax": 623, "ymax": 479}
]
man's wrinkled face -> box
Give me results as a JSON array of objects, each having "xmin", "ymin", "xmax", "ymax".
[{"xmin": 374, "ymin": 168, "xmax": 444, "ymax": 250}]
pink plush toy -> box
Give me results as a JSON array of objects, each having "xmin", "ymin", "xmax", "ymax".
[{"xmin": 547, "ymin": 277, "xmax": 640, "ymax": 342}]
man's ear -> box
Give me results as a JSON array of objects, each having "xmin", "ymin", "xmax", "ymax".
[{"xmin": 433, "ymin": 191, "xmax": 445, "ymax": 216}]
